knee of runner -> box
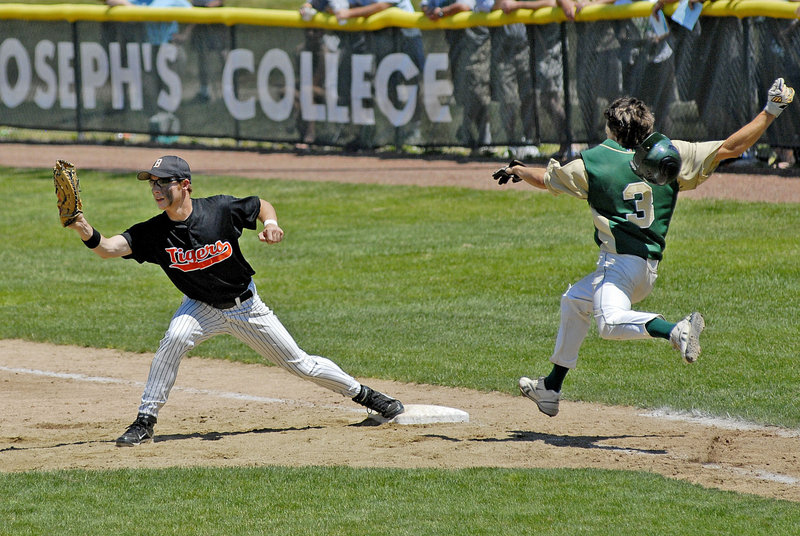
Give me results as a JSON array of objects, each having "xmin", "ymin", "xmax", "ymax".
[
  {"xmin": 595, "ymin": 309, "xmax": 628, "ymax": 340},
  {"xmin": 561, "ymin": 289, "xmax": 592, "ymax": 317}
]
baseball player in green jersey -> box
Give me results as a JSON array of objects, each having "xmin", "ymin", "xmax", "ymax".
[{"xmin": 491, "ymin": 78, "xmax": 794, "ymax": 417}]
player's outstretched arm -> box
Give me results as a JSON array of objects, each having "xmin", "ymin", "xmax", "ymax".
[
  {"xmin": 714, "ymin": 77, "xmax": 795, "ymax": 164},
  {"xmin": 510, "ymin": 164, "xmax": 548, "ymax": 189},
  {"xmin": 257, "ymin": 199, "xmax": 284, "ymax": 245},
  {"xmin": 53, "ymin": 159, "xmax": 131, "ymax": 258},
  {"xmin": 67, "ymin": 214, "xmax": 132, "ymax": 258},
  {"xmin": 492, "ymin": 160, "xmax": 548, "ymax": 189}
]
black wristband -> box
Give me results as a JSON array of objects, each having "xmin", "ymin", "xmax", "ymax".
[{"xmin": 82, "ymin": 228, "xmax": 101, "ymax": 249}]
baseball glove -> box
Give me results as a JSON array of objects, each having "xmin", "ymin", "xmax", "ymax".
[
  {"xmin": 53, "ymin": 159, "xmax": 82, "ymax": 227},
  {"xmin": 491, "ymin": 159, "xmax": 526, "ymax": 185}
]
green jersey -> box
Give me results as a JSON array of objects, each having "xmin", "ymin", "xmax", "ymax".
[
  {"xmin": 543, "ymin": 139, "xmax": 724, "ymax": 261},
  {"xmin": 581, "ymin": 140, "xmax": 678, "ymax": 260}
]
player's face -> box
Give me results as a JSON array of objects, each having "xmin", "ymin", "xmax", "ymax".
[{"xmin": 149, "ymin": 176, "xmax": 181, "ymax": 210}]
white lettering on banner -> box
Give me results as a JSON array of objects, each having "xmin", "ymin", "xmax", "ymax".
[
  {"xmin": 33, "ymin": 40, "xmax": 57, "ymax": 109},
  {"xmin": 81, "ymin": 42, "xmax": 108, "ymax": 110},
  {"xmin": 156, "ymin": 44, "xmax": 181, "ymax": 112},
  {"xmin": 0, "ymin": 38, "xmax": 454, "ymax": 128},
  {"xmin": 351, "ymin": 54, "xmax": 374, "ymax": 125},
  {"xmin": 0, "ymin": 38, "xmax": 31, "ymax": 107},
  {"xmin": 0, "ymin": 38, "xmax": 180, "ymax": 112},
  {"xmin": 423, "ymin": 53, "xmax": 452, "ymax": 123},
  {"xmin": 57, "ymin": 41, "xmax": 76, "ymax": 109},
  {"xmin": 222, "ymin": 48, "xmax": 254, "ymax": 120},
  {"xmin": 376, "ymin": 52, "xmax": 418, "ymax": 127},
  {"xmin": 221, "ymin": 47, "xmax": 450, "ymax": 127},
  {"xmin": 257, "ymin": 48, "xmax": 294, "ymax": 121},
  {"xmin": 324, "ymin": 50, "xmax": 348, "ymax": 123},
  {"xmin": 109, "ymin": 42, "xmax": 143, "ymax": 110},
  {"xmin": 299, "ymin": 50, "xmax": 325, "ymax": 122}
]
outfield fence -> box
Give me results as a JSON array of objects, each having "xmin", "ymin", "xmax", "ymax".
[{"xmin": 0, "ymin": 2, "xmax": 798, "ymax": 151}]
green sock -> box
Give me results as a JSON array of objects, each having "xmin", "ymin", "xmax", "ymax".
[
  {"xmin": 645, "ymin": 318, "xmax": 676, "ymax": 340},
  {"xmin": 544, "ymin": 365, "xmax": 569, "ymax": 392}
]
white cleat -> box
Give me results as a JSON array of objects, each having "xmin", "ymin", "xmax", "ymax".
[
  {"xmin": 670, "ymin": 312, "xmax": 705, "ymax": 363},
  {"xmin": 518, "ymin": 376, "xmax": 560, "ymax": 417}
]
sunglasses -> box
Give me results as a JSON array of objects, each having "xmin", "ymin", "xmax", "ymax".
[{"xmin": 148, "ymin": 177, "xmax": 180, "ymax": 188}]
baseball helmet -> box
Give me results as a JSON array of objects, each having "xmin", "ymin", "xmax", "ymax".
[{"xmin": 630, "ymin": 132, "xmax": 682, "ymax": 186}]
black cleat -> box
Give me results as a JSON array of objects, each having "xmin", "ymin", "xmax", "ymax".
[
  {"xmin": 115, "ymin": 413, "xmax": 156, "ymax": 447},
  {"xmin": 352, "ymin": 385, "xmax": 404, "ymax": 419}
]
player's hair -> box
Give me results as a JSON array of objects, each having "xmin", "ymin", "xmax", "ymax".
[{"xmin": 603, "ymin": 97, "xmax": 655, "ymax": 149}]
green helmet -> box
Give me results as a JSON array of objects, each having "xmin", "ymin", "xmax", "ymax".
[{"xmin": 629, "ymin": 132, "xmax": 682, "ymax": 186}]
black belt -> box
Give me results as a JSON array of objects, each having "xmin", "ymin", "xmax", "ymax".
[{"xmin": 209, "ymin": 288, "xmax": 253, "ymax": 309}]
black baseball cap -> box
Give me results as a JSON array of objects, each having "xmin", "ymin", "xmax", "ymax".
[{"xmin": 137, "ymin": 155, "xmax": 191, "ymax": 182}]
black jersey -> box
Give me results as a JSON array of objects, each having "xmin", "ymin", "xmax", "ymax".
[{"xmin": 122, "ymin": 195, "xmax": 261, "ymax": 304}]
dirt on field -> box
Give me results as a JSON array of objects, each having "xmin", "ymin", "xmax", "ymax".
[{"xmin": 1, "ymin": 143, "xmax": 799, "ymax": 503}]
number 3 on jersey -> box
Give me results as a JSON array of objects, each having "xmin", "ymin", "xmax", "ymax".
[{"xmin": 623, "ymin": 182, "xmax": 654, "ymax": 228}]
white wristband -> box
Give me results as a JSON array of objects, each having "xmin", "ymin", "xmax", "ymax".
[{"xmin": 263, "ymin": 219, "xmax": 278, "ymax": 227}]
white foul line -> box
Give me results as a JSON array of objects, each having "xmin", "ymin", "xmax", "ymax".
[{"xmin": 0, "ymin": 365, "xmax": 361, "ymax": 413}]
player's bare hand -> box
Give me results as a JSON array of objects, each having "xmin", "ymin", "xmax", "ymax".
[
  {"xmin": 498, "ymin": 0, "xmax": 517, "ymax": 14},
  {"xmin": 557, "ymin": 0, "xmax": 578, "ymax": 21},
  {"xmin": 259, "ymin": 224, "xmax": 284, "ymax": 244},
  {"xmin": 650, "ymin": 0, "xmax": 665, "ymax": 21}
]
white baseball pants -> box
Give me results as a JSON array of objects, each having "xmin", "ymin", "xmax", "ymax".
[
  {"xmin": 550, "ymin": 251, "xmax": 662, "ymax": 369},
  {"xmin": 137, "ymin": 282, "xmax": 361, "ymax": 418}
]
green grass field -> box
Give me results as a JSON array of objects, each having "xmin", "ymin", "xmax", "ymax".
[{"xmin": 1, "ymin": 166, "xmax": 799, "ymax": 533}]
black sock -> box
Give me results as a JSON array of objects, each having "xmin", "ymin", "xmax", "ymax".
[{"xmin": 544, "ymin": 365, "xmax": 569, "ymax": 392}]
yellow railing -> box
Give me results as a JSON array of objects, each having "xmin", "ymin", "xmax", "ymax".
[{"xmin": 0, "ymin": 1, "xmax": 796, "ymax": 31}]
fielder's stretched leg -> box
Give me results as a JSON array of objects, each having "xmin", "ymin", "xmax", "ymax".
[
  {"xmin": 117, "ymin": 296, "xmax": 223, "ymax": 446},
  {"xmin": 223, "ymin": 284, "xmax": 403, "ymax": 418}
]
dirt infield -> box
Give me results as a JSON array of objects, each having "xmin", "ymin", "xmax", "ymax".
[{"xmin": 1, "ymin": 143, "xmax": 799, "ymax": 502}]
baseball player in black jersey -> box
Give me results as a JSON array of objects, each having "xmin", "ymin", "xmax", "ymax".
[{"xmin": 64, "ymin": 155, "xmax": 404, "ymax": 446}]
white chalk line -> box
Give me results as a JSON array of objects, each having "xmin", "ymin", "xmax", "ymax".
[
  {"xmin": 3, "ymin": 365, "xmax": 799, "ymax": 486},
  {"xmin": 701, "ymin": 464, "xmax": 800, "ymax": 486},
  {"xmin": 640, "ymin": 408, "xmax": 800, "ymax": 438},
  {"xmin": 0, "ymin": 365, "xmax": 363, "ymax": 414}
]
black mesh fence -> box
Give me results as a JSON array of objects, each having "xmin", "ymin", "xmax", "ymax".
[{"xmin": 1, "ymin": 15, "xmax": 798, "ymax": 151}]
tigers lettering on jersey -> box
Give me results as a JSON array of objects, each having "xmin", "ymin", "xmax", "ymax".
[{"xmin": 166, "ymin": 240, "xmax": 232, "ymax": 272}]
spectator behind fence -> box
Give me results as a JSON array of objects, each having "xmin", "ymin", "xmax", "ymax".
[
  {"xmin": 423, "ymin": 0, "xmax": 492, "ymax": 153},
  {"xmin": 649, "ymin": 0, "xmax": 748, "ymax": 142},
  {"xmin": 187, "ymin": 1, "xmax": 227, "ymax": 104},
  {"xmin": 623, "ymin": 13, "xmax": 677, "ymax": 136},
  {"xmin": 490, "ymin": 1, "xmax": 542, "ymax": 159},
  {"xmin": 752, "ymin": 2, "xmax": 800, "ymax": 167},
  {"xmin": 293, "ymin": 27, "xmax": 328, "ymax": 151},
  {"xmin": 300, "ymin": 0, "xmax": 424, "ymax": 150},
  {"xmin": 675, "ymin": 0, "xmax": 800, "ymax": 168},
  {"xmin": 102, "ymin": 0, "xmax": 191, "ymax": 46},
  {"xmin": 559, "ymin": 0, "xmax": 640, "ymax": 144},
  {"xmin": 495, "ymin": 1, "xmax": 575, "ymax": 160},
  {"xmin": 101, "ymin": 0, "xmax": 191, "ymax": 143}
]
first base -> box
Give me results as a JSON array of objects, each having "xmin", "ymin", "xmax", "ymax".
[{"xmin": 368, "ymin": 404, "xmax": 469, "ymax": 425}]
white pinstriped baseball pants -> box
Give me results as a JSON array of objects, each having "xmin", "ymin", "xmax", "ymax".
[
  {"xmin": 138, "ymin": 282, "xmax": 361, "ymax": 417},
  {"xmin": 550, "ymin": 251, "xmax": 662, "ymax": 369}
]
